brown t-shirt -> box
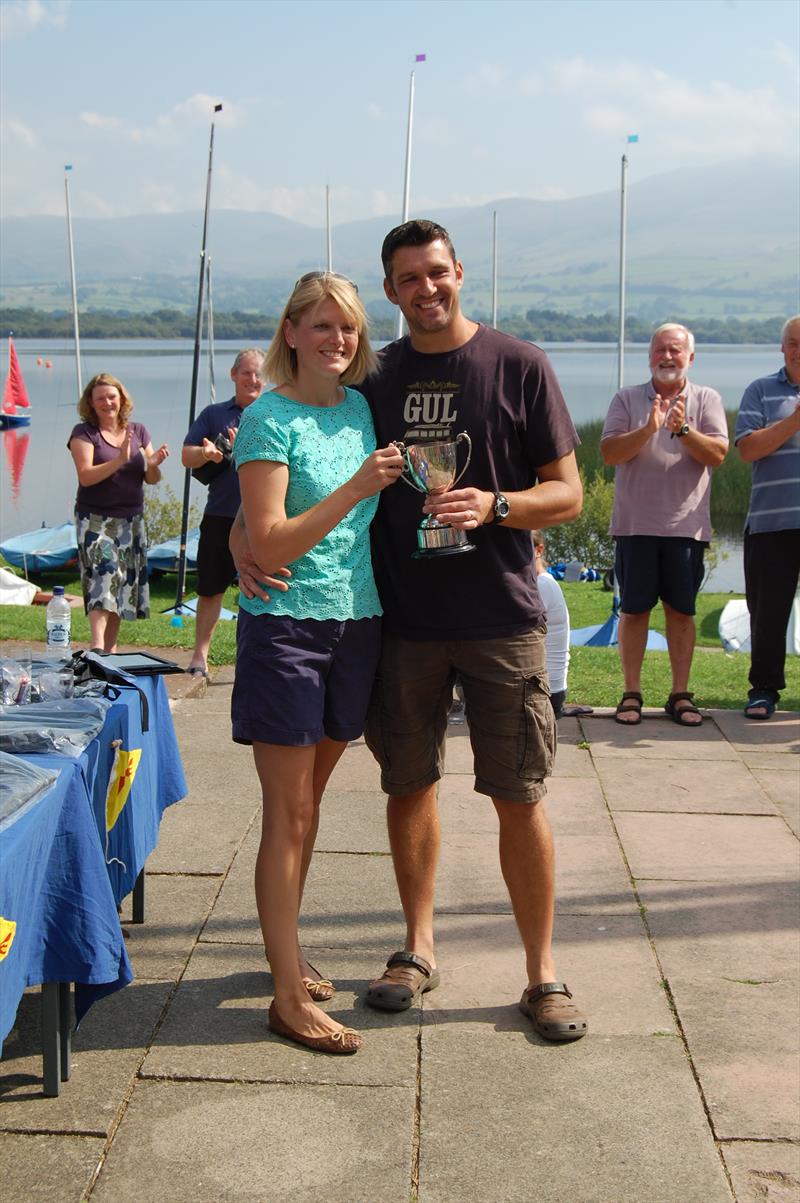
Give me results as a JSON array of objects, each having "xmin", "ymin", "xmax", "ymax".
[{"xmin": 362, "ymin": 325, "xmax": 579, "ymax": 640}]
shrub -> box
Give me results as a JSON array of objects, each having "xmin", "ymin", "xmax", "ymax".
[
  {"xmin": 545, "ymin": 472, "xmax": 615, "ymax": 569},
  {"xmin": 144, "ymin": 482, "xmax": 203, "ymax": 546}
]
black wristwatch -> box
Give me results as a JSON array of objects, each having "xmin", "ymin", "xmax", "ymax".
[
  {"xmin": 493, "ymin": 492, "xmax": 510, "ymax": 523},
  {"xmin": 675, "ymin": 423, "xmax": 690, "ymax": 438}
]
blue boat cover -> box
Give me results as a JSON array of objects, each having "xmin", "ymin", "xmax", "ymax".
[
  {"xmin": 0, "ymin": 522, "xmax": 78, "ymax": 572},
  {"xmin": 146, "ymin": 528, "xmax": 200, "ymax": 573}
]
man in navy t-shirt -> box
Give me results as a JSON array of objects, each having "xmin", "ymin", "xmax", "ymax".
[{"xmin": 182, "ymin": 349, "xmax": 265, "ymax": 677}]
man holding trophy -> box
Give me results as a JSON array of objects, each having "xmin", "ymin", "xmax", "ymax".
[
  {"xmin": 237, "ymin": 219, "xmax": 588, "ymax": 1043},
  {"xmin": 358, "ymin": 220, "xmax": 587, "ymax": 1042}
]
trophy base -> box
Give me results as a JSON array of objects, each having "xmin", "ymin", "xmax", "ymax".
[
  {"xmin": 413, "ymin": 524, "xmax": 475, "ymax": 558},
  {"xmin": 413, "ymin": 543, "xmax": 476, "ymax": 559}
]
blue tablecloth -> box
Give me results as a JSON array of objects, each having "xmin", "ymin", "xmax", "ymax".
[{"xmin": 0, "ymin": 675, "xmax": 187, "ymax": 1045}]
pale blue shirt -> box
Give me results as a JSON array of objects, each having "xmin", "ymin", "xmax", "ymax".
[
  {"xmin": 234, "ymin": 387, "xmax": 381, "ymax": 620},
  {"xmin": 735, "ymin": 367, "xmax": 800, "ymax": 534}
]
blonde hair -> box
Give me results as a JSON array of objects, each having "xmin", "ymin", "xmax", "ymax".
[
  {"xmin": 78, "ymin": 373, "xmax": 133, "ymax": 428},
  {"xmin": 264, "ymin": 273, "xmax": 376, "ymax": 388}
]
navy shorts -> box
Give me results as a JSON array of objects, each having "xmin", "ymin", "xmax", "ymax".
[
  {"xmin": 197, "ymin": 513, "xmax": 237, "ymax": 597},
  {"xmin": 231, "ymin": 608, "xmax": 382, "ymax": 746},
  {"xmin": 615, "ymin": 535, "xmax": 706, "ymax": 616}
]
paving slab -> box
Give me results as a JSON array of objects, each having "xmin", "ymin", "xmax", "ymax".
[
  {"xmin": 720, "ymin": 1141, "xmax": 800, "ymax": 1203},
  {"xmin": 0, "ymin": 980, "xmax": 172, "ymax": 1133},
  {"xmin": 314, "ymin": 788, "xmax": 389, "ymax": 853},
  {"xmin": 143, "ymin": 943, "xmax": 419, "ymax": 1088},
  {"xmin": 580, "ymin": 713, "xmax": 741, "ymax": 760},
  {"xmin": 425, "ymin": 911, "xmax": 672, "ymax": 1036},
  {"xmin": 711, "ymin": 708, "xmax": 800, "ymax": 753},
  {"xmin": 614, "ymin": 812, "xmax": 798, "ymax": 882},
  {"xmin": 325, "ymin": 736, "xmax": 383, "ymax": 790},
  {"xmin": 120, "ymin": 872, "xmax": 222, "ymax": 981},
  {"xmin": 751, "ymin": 767, "xmax": 800, "ymax": 836},
  {"xmin": 418, "ymin": 1028, "xmax": 731, "ymax": 1203},
  {"xmin": 146, "ymin": 791, "xmax": 258, "ymax": 875},
  {"xmin": 92, "ymin": 1078, "xmax": 414, "ymax": 1203},
  {"xmin": 594, "ymin": 755, "xmax": 778, "ymax": 814},
  {"xmin": 0, "ymin": 1132, "xmax": 104, "ymax": 1202},
  {"xmin": 202, "ymin": 823, "xmax": 401, "ymax": 949}
]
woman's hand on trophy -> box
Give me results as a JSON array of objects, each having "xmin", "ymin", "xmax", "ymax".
[
  {"xmin": 349, "ymin": 445, "xmax": 406, "ymax": 499},
  {"xmin": 424, "ymin": 487, "xmax": 494, "ymax": 529}
]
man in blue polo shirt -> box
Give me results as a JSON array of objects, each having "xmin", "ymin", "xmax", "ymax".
[
  {"xmin": 735, "ymin": 316, "xmax": 800, "ymax": 719},
  {"xmin": 182, "ymin": 348, "xmax": 265, "ymax": 677}
]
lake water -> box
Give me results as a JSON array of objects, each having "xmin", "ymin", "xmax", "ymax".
[{"xmin": 2, "ymin": 339, "xmax": 777, "ymax": 590}]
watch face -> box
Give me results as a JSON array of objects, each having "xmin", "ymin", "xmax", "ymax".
[{"xmin": 495, "ymin": 494, "xmax": 510, "ymax": 519}]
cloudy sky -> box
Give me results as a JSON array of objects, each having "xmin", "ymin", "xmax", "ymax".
[{"xmin": 1, "ymin": 0, "xmax": 797, "ymax": 226}]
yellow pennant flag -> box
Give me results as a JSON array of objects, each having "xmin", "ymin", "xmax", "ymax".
[
  {"xmin": 0, "ymin": 917, "xmax": 17, "ymax": 961},
  {"xmin": 106, "ymin": 747, "xmax": 141, "ymax": 832}
]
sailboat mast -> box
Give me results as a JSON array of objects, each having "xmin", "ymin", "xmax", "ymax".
[
  {"xmin": 64, "ymin": 167, "xmax": 82, "ymax": 397},
  {"xmin": 491, "ymin": 210, "xmax": 498, "ymax": 330},
  {"xmin": 617, "ymin": 153, "xmax": 628, "ymax": 391},
  {"xmin": 395, "ymin": 65, "xmax": 418, "ymax": 340},
  {"xmin": 326, "ymin": 185, "xmax": 332, "ymax": 271},
  {"xmin": 174, "ymin": 104, "xmax": 222, "ymax": 613}
]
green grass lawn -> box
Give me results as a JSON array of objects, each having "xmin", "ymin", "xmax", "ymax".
[{"xmin": 1, "ymin": 568, "xmax": 797, "ymax": 711}]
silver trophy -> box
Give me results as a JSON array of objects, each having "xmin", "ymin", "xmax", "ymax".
[{"xmin": 394, "ymin": 432, "xmax": 475, "ymax": 558}]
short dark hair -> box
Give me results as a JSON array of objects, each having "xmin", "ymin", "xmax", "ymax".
[{"xmin": 381, "ymin": 219, "xmax": 457, "ymax": 279}]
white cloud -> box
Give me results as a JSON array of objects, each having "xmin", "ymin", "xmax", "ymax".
[
  {"xmin": 2, "ymin": 117, "xmax": 39, "ymax": 147},
  {"xmin": 463, "ymin": 63, "xmax": 507, "ymax": 95},
  {"xmin": 771, "ymin": 39, "xmax": 799, "ymax": 69},
  {"xmin": 551, "ymin": 56, "xmax": 797, "ymax": 159},
  {"xmin": 79, "ymin": 94, "xmax": 243, "ymax": 146},
  {"xmin": 0, "ymin": 0, "xmax": 69, "ymax": 38},
  {"xmin": 80, "ymin": 112, "xmax": 124, "ymax": 131}
]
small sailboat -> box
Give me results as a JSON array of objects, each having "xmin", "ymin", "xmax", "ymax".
[{"xmin": 1, "ymin": 336, "xmax": 32, "ymax": 430}]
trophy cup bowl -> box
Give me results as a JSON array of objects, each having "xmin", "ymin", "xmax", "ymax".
[{"xmin": 395, "ymin": 432, "xmax": 476, "ymax": 558}]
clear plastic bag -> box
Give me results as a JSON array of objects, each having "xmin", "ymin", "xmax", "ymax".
[
  {"xmin": 0, "ymin": 750, "xmax": 59, "ymax": 829},
  {"xmin": 0, "ymin": 697, "xmax": 111, "ymax": 757}
]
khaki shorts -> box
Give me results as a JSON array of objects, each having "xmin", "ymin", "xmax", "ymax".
[{"xmin": 364, "ymin": 629, "xmax": 556, "ymax": 803}]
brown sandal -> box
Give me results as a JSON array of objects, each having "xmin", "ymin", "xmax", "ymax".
[
  {"xmin": 615, "ymin": 691, "xmax": 643, "ymax": 725},
  {"xmin": 519, "ymin": 982, "xmax": 588, "ymax": 1042},
  {"xmin": 365, "ymin": 952, "xmax": 440, "ymax": 1011},
  {"xmin": 665, "ymin": 691, "xmax": 703, "ymax": 727}
]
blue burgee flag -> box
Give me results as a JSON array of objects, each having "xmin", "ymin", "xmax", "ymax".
[
  {"xmin": 415, "ymin": 53, "xmax": 426, "ymax": 61},
  {"xmin": 626, "ymin": 134, "xmax": 639, "ymax": 143}
]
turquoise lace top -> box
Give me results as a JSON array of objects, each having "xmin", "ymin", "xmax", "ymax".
[{"xmin": 234, "ymin": 386, "xmax": 381, "ymax": 621}]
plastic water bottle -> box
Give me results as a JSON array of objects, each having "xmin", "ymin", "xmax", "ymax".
[{"xmin": 46, "ymin": 586, "xmax": 72, "ymax": 651}]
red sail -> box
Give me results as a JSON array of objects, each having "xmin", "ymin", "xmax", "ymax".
[
  {"xmin": 3, "ymin": 429, "xmax": 30, "ymax": 501},
  {"xmin": 2, "ymin": 337, "xmax": 31, "ymax": 415}
]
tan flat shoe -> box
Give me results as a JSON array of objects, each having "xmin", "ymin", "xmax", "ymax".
[{"xmin": 268, "ymin": 1002, "xmax": 361, "ymax": 1055}]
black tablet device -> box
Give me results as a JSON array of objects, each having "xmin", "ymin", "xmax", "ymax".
[{"xmin": 86, "ymin": 651, "xmax": 183, "ymax": 676}]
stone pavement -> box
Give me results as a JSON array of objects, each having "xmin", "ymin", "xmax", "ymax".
[{"xmin": 2, "ymin": 665, "xmax": 798, "ymax": 1202}]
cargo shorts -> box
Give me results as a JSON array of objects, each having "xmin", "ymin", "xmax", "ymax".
[{"xmin": 364, "ymin": 628, "xmax": 556, "ymax": 803}]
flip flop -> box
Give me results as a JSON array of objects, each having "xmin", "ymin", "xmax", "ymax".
[
  {"xmin": 519, "ymin": 982, "xmax": 588, "ymax": 1042},
  {"xmin": 744, "ymin": 693, "xmax": 777, "ymax": 720},
  {"xmin": 186, "ymin": 666, "xmax": 211, "ymax": 680},
  {"xmin": 665, "ymin": 691, "xmax": 703, "ymax": 727},
  {"xmin": 366, "ymin": 951, "xmax": 440, "ymax": 1011}
]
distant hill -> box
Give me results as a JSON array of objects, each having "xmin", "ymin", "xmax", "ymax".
[{"xmin": 1, "ymin": 161, "xmax": 797, "ymax": 320}]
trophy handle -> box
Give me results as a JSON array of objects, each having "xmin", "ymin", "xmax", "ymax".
[
  {"xmin": 451, "ymin": 432, "xmax": 472, "ymax": 488},
  {"xmin": 392, "ymin": 441, "xmax": 427, "ymax": 493}
]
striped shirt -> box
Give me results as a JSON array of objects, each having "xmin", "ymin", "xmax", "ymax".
[{"xmin": 735, "ymin": 367, "xmax": 800, "ymax": 534}]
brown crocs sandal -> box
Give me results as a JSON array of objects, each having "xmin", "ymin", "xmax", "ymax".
[
  {"xmin": 519, "ymin": 982, "xmax": 588, "ymax": 1042},
  {"xmin": 615, "ymin": 691, "xmax": 643, "ymax": 725},
  {"xmin": 665, "ymin": 691, "xmax": 703, "ymax": 727},
  {"xmin": 365, "ymin": 951, "xmax": 440, "ymax": 1011}
]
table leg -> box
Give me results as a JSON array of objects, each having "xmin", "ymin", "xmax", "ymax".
[
  {"xmin": 132, "ymin": 867, "xmax": 145, "ymax": 923},
  {"xmin": 41, "ymin": 983, "xmax": 61, "ymax": 1097},
  {"xmin": 59, "ymin": 981, "xmax": 72, "ymax": 1081}
]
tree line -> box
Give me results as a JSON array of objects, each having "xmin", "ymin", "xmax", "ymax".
[{"xmin": 0, "ymin": 307, "xmax": 786, "ymax": 344}]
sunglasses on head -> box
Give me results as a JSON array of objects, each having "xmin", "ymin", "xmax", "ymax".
[{"xmin": 294, "ymin": 270, "xmax": 358, "ymax": 293}]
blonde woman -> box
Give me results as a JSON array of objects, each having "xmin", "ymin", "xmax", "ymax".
[{"xmin": 231, "ymin": 273, "xmax": 403, "ymax": 1054}]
